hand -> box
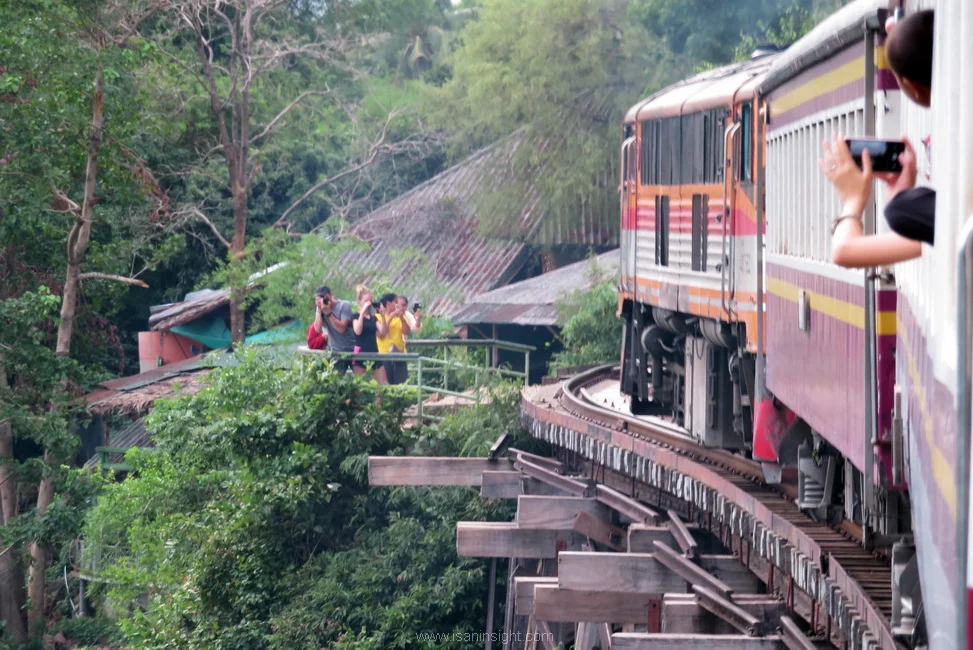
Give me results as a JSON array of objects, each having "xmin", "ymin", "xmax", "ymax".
[
  {"xmin": 875, "ymin": 136, "xmax": 917, "ymax": 201},
  {"xmin": 820, "ymin": 132, "xmax": 872, "ymax": 217},
  {"xmin": 415, "ymin": 308, "xmax": 422, "ymax": 319}
]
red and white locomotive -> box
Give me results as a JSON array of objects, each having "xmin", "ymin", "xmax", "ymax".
[{"xmin": 617, "ymin": 1, "xmax": 973, "ymax": 647}]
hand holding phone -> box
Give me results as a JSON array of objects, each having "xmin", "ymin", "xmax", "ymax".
[{"xmin": 845, "ymin": 138, "xmax": 906, "ymax": 173}]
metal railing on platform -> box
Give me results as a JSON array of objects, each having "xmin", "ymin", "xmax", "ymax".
[
  {"xmin": 92, "ymin": 339, "xmax": 534, "ymax": 473},
  {"xmin": 299, "ymin": 338, "xmax": 534, "ymax": 422}
]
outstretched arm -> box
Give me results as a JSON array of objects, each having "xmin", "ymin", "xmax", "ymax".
[{"xmin": 821, "ymin": 133, "xmax": 923, "ymax": 268}]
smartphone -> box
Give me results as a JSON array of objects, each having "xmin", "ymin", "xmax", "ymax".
[{"xmin": 845, "ymin": 138, "xmax": 905, "ymax": 173}]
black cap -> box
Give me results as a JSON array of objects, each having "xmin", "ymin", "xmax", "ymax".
[{"xmin": 316, "ymin": 286, "xmax": 331, "ymax": 298}]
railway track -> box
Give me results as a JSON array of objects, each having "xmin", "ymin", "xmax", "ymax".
[{"xmin": 521, "ymin": 365, "xmax": 904, "ymax": 650}]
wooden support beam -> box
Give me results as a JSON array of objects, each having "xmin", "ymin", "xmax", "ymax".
[
  {"xmin": 514, "ymin": 577, "xmax": 558, "ymax": 616},
  {"xmin": 597, "ymin": 622, "xmax": 612, "ymax": 648},
  {"xmin": 692, "ymin": 585, "xmax": 764, "ymax": 636},
  {"xmin": 662, "ymin": 594, "xmax": 784, "ymax": 634},
  {"xmin": 532, "ymin": 584, "xmax": 664, "ymax": 624},
  {"xmin": 368, "ymin": 456, "xmax": 512, "ymax": 486},
  {"xmin": 778, "ymin": 616, "xmax": 819, "ymax": 650},
  {"xmin": 456, "ymin": 522, "xmax": 584, "ymax": 558},
  {"xmin": 611, "ymin": 633, "xmax": 786, "ymax": 649},
  {"xmin": 517, "ymin": 496, "xmax": 610, "ymax": 529},
  {"xmin": 514, "ymin": 458, "xmax": 593, "ymax": 496},
  {"xmin": 666, "ymin": 510, "xmax": 698, "ymax": 559},
  {"xmin": 595, "ymin": 484, "xmax": 659, "ymax": 524},
  {"xmin": 509, "ymin": 448, "xmax": 564, "ymax": 472},
  {"xmin": 480, "ymin": 471, "xmax": 567, "ymax": 498},
  {"xmin": 573, "ymin": 511, "xmax": 627, "ymax": 551},
  {"xmin": 535, "ymin": 619, "xmax": 557, "ymax": 650},
  {"xmin": 652, "ymin": 541, "xmax": 734, "ymax": 597},
  {"xmin": 480, "ymin": 471, "xmax": 529, "ymax": 498},
  {"xmin": 557, "ymin": 552, "xmax": 761, "ymax": 594},
  {"xmin": 627, "ymin": 525, "xmax": 681, "ymax": 552}
]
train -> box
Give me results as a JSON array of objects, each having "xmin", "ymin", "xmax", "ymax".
[{"xmin": 616, "ymin": 0, "xmax": 973, "ymax": 648}]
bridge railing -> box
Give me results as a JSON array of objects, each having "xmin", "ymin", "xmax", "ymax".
[{"xmin": 299, "ymin": 338, "xmax": 534, "ymax": 421}]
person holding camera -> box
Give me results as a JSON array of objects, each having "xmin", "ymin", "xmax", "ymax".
[
  {"xmin": 819, "ymin": 9, "xmax": 935, "ymax": 268},
  {"xmin": 377, "ymin": 293, "xmax": 411, "ymax": 385},
  {"xmin": 396, "ymin": 295, "xmax": 422, "ymax": 342},
  {"xmin": 351, "ymin": 285, "xmax": 389, "ymax": 384},
  {"xmin": 314, "ymin": 285, "xmax": 355, "ymax": 371}
]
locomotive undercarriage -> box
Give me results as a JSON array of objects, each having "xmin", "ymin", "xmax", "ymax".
[
  {"xmin": 621, "ymin": 301, "xmax": 754, "ymax": 452},
  {"xmin": 620, "ymin": 299, "xmax": 924, "ymax": 644}
]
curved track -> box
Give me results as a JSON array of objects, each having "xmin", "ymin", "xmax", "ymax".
[{"xmin": 521, "ymin": 365, "xmax": 904, "ymax": 650}]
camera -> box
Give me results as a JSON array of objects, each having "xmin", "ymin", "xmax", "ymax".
[
  {"xmin": 413, "ymin": 302, "xmax": 421, "ymax": 312},
  {"xmin": 845, "ymin": 138, "xmax": 906, "ymax": 173}
]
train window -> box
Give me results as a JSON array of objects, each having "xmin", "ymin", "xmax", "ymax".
[
  {"xmin": 655, "ymin": 195, "xmax": 669, "ymax": 266},
  {"xmin": 692, "ymin": 194, "xmax": 708, "ymax": 271},
  {"xmin": 640, "ymin": 120, "xmax": 660, "ymax": 185},
  {"xmin": 740, "ymin": 104, "xmax": 753, "ymax": 183}
]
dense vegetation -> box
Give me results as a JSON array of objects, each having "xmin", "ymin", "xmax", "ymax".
[
  {"xmin": 78, "ymin": 352, "xmax": 529, "ymax": 648},
  {"xmin": 0, "ymin": 0, "xmax": 838, "ymax": 646}
]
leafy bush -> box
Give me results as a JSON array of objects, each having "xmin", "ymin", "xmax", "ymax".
[
  {"xmin": 549, "ymin": 260, "xmax": 622, "ymax": 373},
  {"xmin": 82, "ymin": 348, "xmax": 525, "ymax": 649},
  {"xmin": 56, "ymin": 616, "xmax": 125, "ymax": 646}
]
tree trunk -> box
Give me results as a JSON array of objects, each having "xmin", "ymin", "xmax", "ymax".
[
  {"xmin": 0, "ymin": 420, "xmax": 27, "ymax": 643},
  {"xmin": 27, "ymin": 456, "xmax": 54, "ymax": 637},
  {"xmin": 229, "ymin": 181, "xmax": 248, "ymax": 343},
  {"xmin": 29, "ymin": 66, "xmax": 105, "ymax": 637}
]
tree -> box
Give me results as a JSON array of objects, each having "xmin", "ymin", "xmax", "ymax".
[
  {"xmin": 81, "ymin": 351, "xmax": 524, "ymax": 649},
  {"xmin": 549, "ymin": 258, "xmax": 622, "ymax": 372},
  {"xmin": 146, "ymin": 0, "xmax": 438, "ymax": 343},
  {"xmin": 427, "ymin": 0, "xmax": 667, "ymax": 239},
  {"xmin": 0, "ymin": 289, "xmax": 95, "ymax": 642},
  {"xmin": 0, "ymin": 0, "xmax": 177, "ymax": 634}
]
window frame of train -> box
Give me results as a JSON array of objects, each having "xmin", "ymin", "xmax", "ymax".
[
  {"xmin": 639, "ymin": 108, "xmax": 724, "ymax": 186},
  {"xmin": 691, "ymin": 194, "xmax": 708, "ymax": 271},
  {"xmin": 655, "ymin": 195, "xmax": 670, "ymax": 266},
  {"xmin": 739, "ymin": 103, "xmax": 753, "ymax": 183}
]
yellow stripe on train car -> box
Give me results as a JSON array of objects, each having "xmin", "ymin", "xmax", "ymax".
[
  {"xmin": 766, "ymin": 277, "xmax": 896, "ymax": 335},
  {"xmin": 897, "ymin": 318, "xmax": 957, "ymax": 518},
  {"xmin": 770, "ymin": 49, "xmax": 890, "ymax": 118}
]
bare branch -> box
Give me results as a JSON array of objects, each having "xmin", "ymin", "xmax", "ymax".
[
  {"xmin": 249, "ymin": 89, "xmax": 332, "ymax": 144},
  {"xmin": 77, "ymin": 272, "xmax": 149, "ymax": 288},
  {"xmin": 178, "ymin": 206, "xmax": 232, "ymax": 249},
  {"xmin": 274, "ymin": 111, "xmax": 401, "ymax": 228}
]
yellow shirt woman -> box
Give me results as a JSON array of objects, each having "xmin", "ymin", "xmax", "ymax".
[{"xmin": 376, "ymin": 314, "xmax": 407, "ymax": 353}]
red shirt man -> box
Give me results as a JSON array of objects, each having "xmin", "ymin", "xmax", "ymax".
[{"xmin": 307, "ymin": 323, "xmax": 328, "ymax": 350}]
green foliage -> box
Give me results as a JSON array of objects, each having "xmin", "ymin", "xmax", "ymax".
[
  {"xmin": 82, "ymin": 349, "xmax": 523, "ymax": 649},
  {"xmin": 549, "ymin": 259, "xmax": 621, "ymax": 372},
  {"xmin": 732, "ymin": 0, "xmax": 843, "ymax": 61},
  {"xmin": 206, "ymin": 227, "xmax": 453, "ymax": 335},
  {"xmin": 56, "ymin": 616, "xmax": 125, "ymax": 646},
  {"xmin": 428, "ymin": 0, "xmax": 666, "ymax": 238}
]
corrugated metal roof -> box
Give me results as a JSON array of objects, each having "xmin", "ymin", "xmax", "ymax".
[
  {"xmin": 84, "ymin": 419, "xmax": 154, "ymax": 470},
  {"xmin": 346, "ymin": 134, "xmax": 617, "ymax": 316},
  {"xmin": 451, "ymin": 249, "xmax": 619, "ymax": 327}
]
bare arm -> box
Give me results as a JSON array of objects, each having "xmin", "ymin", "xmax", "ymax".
[
  {"xmin": 313, "ymin": 307, "xmax": 325, "ymax": 334},
  {"xmin": 328, "ymin": 312, "xmax": 350, "ymax": 334},
  {"xmin": 821, "ymin": 133, "xmax": 924, "ymax": 269},
  {"xmin": 398, "ymin": 312, "xmax": 411, "ymax": 336},
  {"xmin": 375, "ymin": 314, "xmax": 389, "ymax": 338},
  {"xmin": 353, "ymin": 311, "xmax": 366, "ymax": 336},
  {"xmin": 831, "ymin": 220, "xmax": 923, "ymax": 267}
]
